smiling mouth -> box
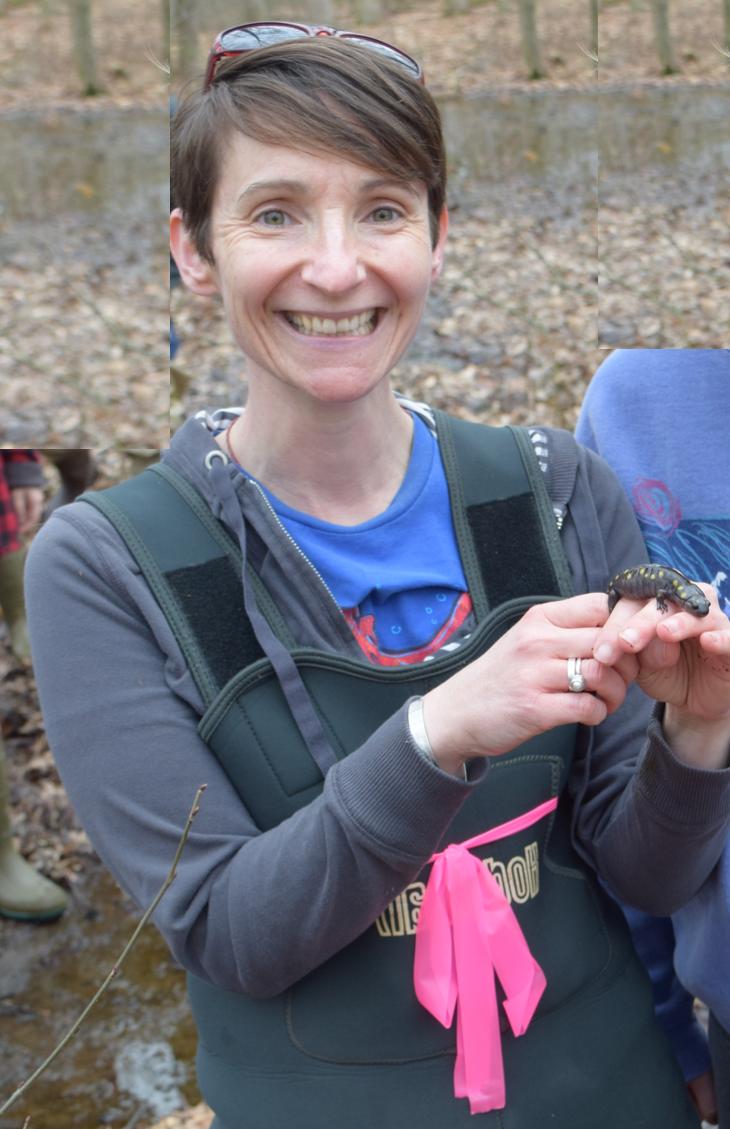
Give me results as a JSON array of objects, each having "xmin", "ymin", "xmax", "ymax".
[{"xmin": 283, "ymin": 310, "xmax": 379, "ymax": 337}]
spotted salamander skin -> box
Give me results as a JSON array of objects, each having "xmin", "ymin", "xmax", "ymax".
[{"xmin": 607, "ymin": 564, "xmax": 711, "ymax": 617}]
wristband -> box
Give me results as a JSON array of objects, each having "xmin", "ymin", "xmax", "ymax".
[{"xmin": 407, "ymin": 697, "xmax": 467, "ymax": 781}]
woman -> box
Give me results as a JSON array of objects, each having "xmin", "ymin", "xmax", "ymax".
[{"xmin": 26, "ymin": 27, "xmax": 730, "ymax": 1129}]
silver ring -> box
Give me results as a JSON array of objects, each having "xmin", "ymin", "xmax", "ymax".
[{"xmin": 567, "ymin": 657, "xmax": 587, "ymax": 693}]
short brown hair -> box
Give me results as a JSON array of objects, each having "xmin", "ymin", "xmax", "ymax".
[{"xmin": 171, "ymin": 37, "xmax": 447, "ymax": 262}]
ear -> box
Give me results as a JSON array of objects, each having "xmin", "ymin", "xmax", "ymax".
[
  {"xmin": 430, "ymin": 206, "xmax": 449, "ymax": 281},
  {"xmin": 170, "ymin": 208, "xmax": 219, "ymax": 296}
]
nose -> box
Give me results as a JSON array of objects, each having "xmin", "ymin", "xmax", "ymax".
[{"xmin": 300, "ymin": 218, "xmax": 366, "ymax": 293}]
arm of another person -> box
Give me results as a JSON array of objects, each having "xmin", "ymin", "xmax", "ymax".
[
  {"xmin": 25, "ymin": 505, "xmax": 479, "ymax": 999},
  {"xmin": 570, "ymin": 446, "xmax": 730, "ymax": 914}
]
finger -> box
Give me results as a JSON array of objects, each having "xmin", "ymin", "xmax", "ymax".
[
  {"xmin": 551, "ymin": 627, "xmax": 605, "ymax": 659},
  {"xmin": 699, "ymin": 626, "xmax": 730, "ymax": 654},
  {"xmin": 594, "ymin": 597, "xmax": 667, "ymax": 663},
  {"xmin": 614, "ymin": 649, "xmax": 641, "ymax": 683},
  {"xmin": 548, "ymin": 690, "xmax": 609, "ymax": 728},
  {"xmin": 656, "ymin": 605, "xmax": 729, "ymax": 644},
  {"xmin": 540, "ymin": 592, "xmax": 611, "ymax": 629},
  {"xmin": 551, "ymin": 657, "xmax": 630, "ymax": 714},
  {"xmin": 593, "ymin": 593, "xmax": 657, "ymax": 664},
  {"xmin": 651, "ymin": 582, "xmax": 726, "ymax": 643},
  {"xmin": 636, "ymin": 634, "xmax": 680, "ymax": 670}
]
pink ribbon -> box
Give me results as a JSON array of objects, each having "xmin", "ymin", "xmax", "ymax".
[{"xmin": 413, "ymin": 796, "xmax": 559, "ymax": 1115}]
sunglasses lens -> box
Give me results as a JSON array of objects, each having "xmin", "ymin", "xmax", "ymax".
[
  {"xmin": 210, "ymin": 24, "xmax": 422, "ymax": 87},
  {"xmin": 341, "ymin": 36, "xmax": 421, "ymax": 77},
  {"xmin": 220, "ymin": 24, "xmax": 309, "ymax": 51}
]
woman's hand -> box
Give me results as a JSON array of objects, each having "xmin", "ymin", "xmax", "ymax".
[
  {"xmin": 422, "ymin": 593, "xmax": 635, "ymax": 775},
  {"xmin": 592, "ymin": 582, "xmax": 730, "ymax": 769}
]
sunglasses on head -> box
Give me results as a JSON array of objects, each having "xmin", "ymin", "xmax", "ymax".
[{"xmin": 204, "ymin": 21, "xmax": 423, "ymax": 90}]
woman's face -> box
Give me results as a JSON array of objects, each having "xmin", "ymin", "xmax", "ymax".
[{"xmin": 173, "ymin": 132, "xmax": 447, "ymax": 408}]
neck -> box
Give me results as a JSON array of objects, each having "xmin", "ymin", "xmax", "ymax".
[{"xmin": 221, "ymin": 387, "xmax": 414, "ymax": 526}]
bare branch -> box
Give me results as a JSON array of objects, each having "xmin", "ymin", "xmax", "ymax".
[
  {"xmin": 577, "ymin": 43, "xmax": 599, "ymax": 64},
  {"xmin": 0, "ymin": 785, "xmax": 207, "ymax": 1118},
  {"xmin": 145, "ymin": 46, "xmax": 171, "ymax": 75}
]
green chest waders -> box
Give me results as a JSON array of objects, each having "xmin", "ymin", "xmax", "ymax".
[{"xmin": 82, "ymin": 415, "xmax": 696, "ymax": 1129}]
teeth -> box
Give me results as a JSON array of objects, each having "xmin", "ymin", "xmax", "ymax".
[{"xmin": 285, "ymin": 310, "xmax": 377, "ymax": 336}]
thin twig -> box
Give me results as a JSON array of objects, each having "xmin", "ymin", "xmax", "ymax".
[
  {"xmin": 576, "ymin": 43, "xmax": 599, "ymax": 63},
  {"xmin": 0, "ymin": 785, "xmax": 207, "ymax": 1118},
  {"xmin": 144, "ymin": 46, "xmax": 171, "ymax": 75}
]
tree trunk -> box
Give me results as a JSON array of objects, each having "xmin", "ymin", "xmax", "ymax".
[
  {"xmin": 161, "ymin": 0, "xmax": 170, "ymax": 72},
  {"xmin": 590, "ymin": 0, "xmax": 599, "ymax": 61},
  {"xmin": 518, "ymin": 0, "xmax": 544, "ymax": 79},
  {"xmin": 68, "ymin": 0, "xmax": 99, "ymax": 96},
  {"xmin": 172, "ymin": 0, "xmax": 198, "ymax": 86},
  {"xmin": 651, "ymin": 0, "xmax": 677, "ymax": 74}
]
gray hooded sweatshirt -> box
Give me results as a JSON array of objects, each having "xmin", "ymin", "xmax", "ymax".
[{"xmin": 25, "ymin": 410, "xmax": 730, "ymax": 1000}]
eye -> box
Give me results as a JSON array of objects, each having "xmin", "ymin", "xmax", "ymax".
[
  {"xmin": 369, "ymin": 205, "xmax": 401, "ymax": 223},
  {"xmin": 256, "ymin": 208, "xmax": 290, "ymax": 227}
]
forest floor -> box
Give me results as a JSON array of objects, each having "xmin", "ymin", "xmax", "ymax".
[{"xmin": 1, "ymin": 0, "xmax": 729, "ymax": 446}]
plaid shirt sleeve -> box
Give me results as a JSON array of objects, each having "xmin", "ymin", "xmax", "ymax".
[{"xmin": 0, "ymin": 451, "xmax": 44, "ymax": 554}]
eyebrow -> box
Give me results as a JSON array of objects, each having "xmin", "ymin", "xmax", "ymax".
[
  {"xmin": 237, "ymin": 179, "xmax": 307, "ymax": 203},
  {"xmin": 359, "ymin": 177, "xmax": 420, "ymax": 198},
  {"xmin": 236, "ymin": 175, "xmax": 420, "ymax": 205}
]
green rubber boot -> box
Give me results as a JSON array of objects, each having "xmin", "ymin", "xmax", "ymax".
[
  {"xmin": 0, "ymin": 548, "xmax": 30, "ymax": 661},
  {"xmin": 0, "ymin": 737, "xmax": 68, "ymax": 922}
]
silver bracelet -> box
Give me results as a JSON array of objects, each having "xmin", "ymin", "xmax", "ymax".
[{"xmin": 407, "ymin": 697, "xmax": 467, "ymax": 781}]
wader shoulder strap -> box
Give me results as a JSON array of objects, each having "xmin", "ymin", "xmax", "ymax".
[
  {"xmin": 434, "ymin": 412, "xmax": 574, "ymax": 620},
  {"xmin": 79, "ymin": 463, "xmax": 271, "ymax": 707},
  {"xmin": 79, "ymin": 417, "xmax": 576, "ymax": 705}
]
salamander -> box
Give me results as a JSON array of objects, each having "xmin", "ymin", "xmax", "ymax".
[{"xmin": 607, "ymin": 564, "xmax": 711, "ymax": 617}]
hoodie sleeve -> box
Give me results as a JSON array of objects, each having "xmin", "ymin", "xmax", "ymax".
[{"xmin": 25, "ymin": 502, "xmax": 479, "ymax": 997}]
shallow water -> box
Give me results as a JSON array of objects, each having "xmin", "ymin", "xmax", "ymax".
[
  {"xmin": 441, "ymin": 82, "xmax": 730, "ymax": 192},
  {"xmin": 0, "ymin": 107, "xmax": 167, "ymax": 225},
  {"xmin": 0, "ymin": 867, "xmax": 198, "ymax": 1128},
  {"xmin": 1, "ymin": 86, "xmax": 727, "ymax": 226}
]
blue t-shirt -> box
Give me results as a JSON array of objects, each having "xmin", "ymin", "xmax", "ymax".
[
  {"xmin": 576, "ymin": 347, "xmax": 730, "ymax": 1041},
  {"xmin": 237, "ymin": 411, "xmax": 471, "ymax": 665}
]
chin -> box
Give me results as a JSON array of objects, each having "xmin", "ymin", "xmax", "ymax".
[{"xmin": 288, "ymin": 367, "xmax": 391, "ymax": 406}]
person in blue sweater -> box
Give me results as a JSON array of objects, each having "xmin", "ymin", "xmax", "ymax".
[{"xmin": 576, "ymin": 347, "xmax": 730, "ymax": 1127}]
